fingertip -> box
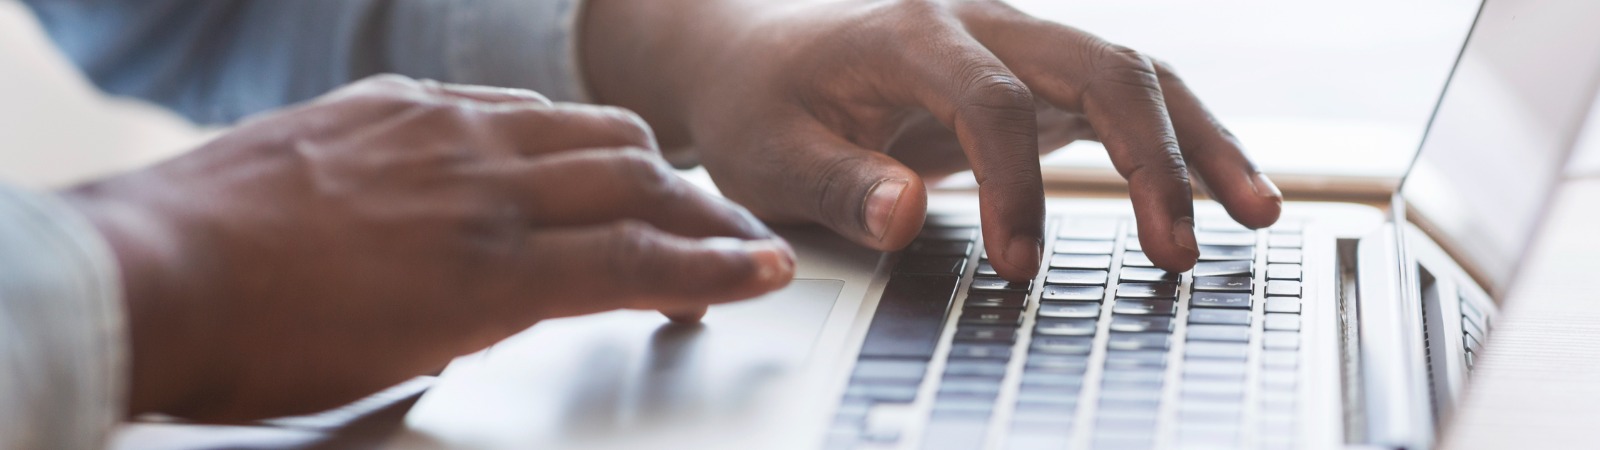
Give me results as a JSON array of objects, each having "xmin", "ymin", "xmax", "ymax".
[
  {"xmin": 1138, "ymin": 217, "xmax": 1199, "ymax": 273},
  {"xmin": 999, "ymin": 236, "xmax": 1043, "ymax": 282},
  {"xmin": 1235, "ymin": 172, "xmax": 1284, "ymax": 229},
  {"xmin": 661, "ymin": 306, "xmax": 708, "ymax": 323},
  {"xmin": 742, "ymin": 239, "xmax": 797, "ymax": 291}
]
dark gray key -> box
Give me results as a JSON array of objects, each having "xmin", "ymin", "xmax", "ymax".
[
  {"xmin": 946, "ymin": 360, "xmax": 1010, "ymax": 377},
  {"xmin": 1119, "ymin": 267, "xmax": 1181, "ymax": 283},
  {"xmin": 919, "ymin": 227, "xmax": 978, "ymax": 242},
  {"xmin": 1116, "ymin": 282, "xmax": 1179, "ymax": 299},
  {"xmin": 1267, "ymin": 248, "xmax": 1303, "ymax": 264},
  {"xmin": 954, "ymin": 326, "xmax": 1018, "ymax": 343},
  {"xmin": 960, "ymin": 308, "xmax": 1022, "ymax": 326},
  {"xmin": 1266, "ymin": 263, "xmax": 1301, "ymax": 280},
  {"xmin": 1198, "ymin": 245, "xmax": 1255, "ymax": 261},
  {"xmin": 1188, "ymin": 308, "xmax": 1251, "ymax": 325},
  {"xmin": 858, "ymin": 274, "xmax": 960, "ymax": 359},
  {"xmin": 975, "ymin": 261, "xmax": 999, "ymax": 276},
  {"xmin": 852, "ymin": 359, "xmax": 929, "ymax": 382},
  {"xmin": 1057, "ymin": 220, "xmax": 1120, "ymax": 240},
  {"xmin": 1193, "ymin": 276, "xmax": 1252, "ymax": 292},
  {"xmin": 1190, "ymin": 292, "xmax": 1253, "ymax": 309},
  {"xmin": 907, "ymin": 240, "xmax": 974, "ymax": 257},
  {"xmin": 844, "ymin": 382, "xmax": 920, "ymax": 402},
  {"xmin": 1042, "ymin": 285, "xmax": 1105, "ymax": 302},
  {"xmin": 1036, "ymin": 318, "xmax": 1099, "ymax": 336},
  {"xmin": 1026, "ymin": 354, "xmax": 1091, "ymax": 373},
  {"xmin": 1030, "ymin": 336, "xmax": 1095, "ymax": 354},
  {"xmin": 1110, "ymin": 315, "xmax": 1173, "ymax": 333},
  {"xmin": 1050, "ymin": 254, "xmax": 1112, "ymax": 269},
  {"xmin": 1045, "ymin": 269, "xmax": 1109, "ymax": 286},
  {"xmin": 897, "ymin": 256, "xmax": 969, "ymax": 275},
  {"xmin": 1187, "ymin": 324, "xmax": 1250, "ymax": 342},
  {"xmin": 1107, "ymin": 332, "xmax": 1171, "ymax": 351},
  {"xmin": 950, "ymin": 343, "xmax": 1013, "ymax": 360},
  {"xmin": 965, "ymin": 291, "xmax": 1027, "ymax": 309},
  {"xmin": 1112, "ymin": 299, "xmax": 1177, "ymax": 316},
  {"xmin": 1038, "ymin": 302, "xmax": 1101, "ymax": 319},
  {"xmin": 1193, "ymin": 260, "xmax": 1254, "ymax": 277},
  {"xmin": 1266, "ymin": 280, "xmax": 1301, "ymax": 297},
  {"xmin": 1120, "ymin": 251, "xmax": 1156, "ymax": 267},
  {"xmin": 971, "ymin": 277, "xmax": 1031, "ymax": 292},
  {"xmin": 1054, "ymin": 239, "xmax": 1115, "ymax": 255}
]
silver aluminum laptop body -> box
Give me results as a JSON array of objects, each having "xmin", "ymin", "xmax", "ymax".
[{"xmin": 392, "ymin": 0, "xmax": 1600, "ymax": 448}]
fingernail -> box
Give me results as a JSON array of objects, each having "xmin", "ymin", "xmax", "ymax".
[
  {"xmin": 864, "ymin": 179, "xmax": 908, "ymax": 240},
  {"xmin": 1006, "ymin": 236, "xmax": 1043, "ymax": 277},
  {"xmin": 742, "ymin": 239, "xmax": 795, "ymax": 286},
  {"xmin": 1171, "ymin": 217, "xmax": 1198, "ymax": 252},
  {"xmin": 1250, "ymin": 172, "xmax": 1282, "ymax": 200}
]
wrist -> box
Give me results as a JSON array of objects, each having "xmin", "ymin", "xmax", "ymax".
[{"xmin": 59, "ymin": 181, "xmax": 217, "ymax": 417}]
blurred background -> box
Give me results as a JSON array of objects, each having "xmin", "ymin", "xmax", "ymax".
[{"xmin": 0, "ymin": 0, "xmax": 1480, "ymax": 190}]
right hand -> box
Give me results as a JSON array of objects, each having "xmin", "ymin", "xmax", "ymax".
[{"xmin": 62, "ymin": 75, "xmax": 795, "ymax": 421}]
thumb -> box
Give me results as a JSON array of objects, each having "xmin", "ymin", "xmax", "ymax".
[{"xmin": 703, "ymin": 122, "xmax": 929, "ymax": 252}]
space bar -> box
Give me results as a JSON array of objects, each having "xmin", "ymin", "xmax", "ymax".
[{"xmin": 858, "ymin": 274, "xmax": 961, "ymax": 359}]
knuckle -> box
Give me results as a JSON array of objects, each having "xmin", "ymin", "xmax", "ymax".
[
  {"xmin": 1125, "ymin": 149, "xmax": 1191, "ymax": 187},
  {"xmin": 963, "ymin": 70, "xmax": 1035, "ymax": 111},
  {"xmin": 602, "ymin": 220, "xmax": 666, "ymax": 280},
  {"xmin": 609, "ymin": 148, "xmax": 680, "ymax": 200},
  {"xmin": 595, "ymin": 106, "xmax": 658, "ymax": 150},
  {"xmin": 1090, "ymin": 45, "xmax": 1161, "ymax": 91}
]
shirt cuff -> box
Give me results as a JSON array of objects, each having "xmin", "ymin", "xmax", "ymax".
[
  {"xmin": 0, "ymin": 185, "xmax": 127, "ymax": 450},
  {"xmin": 388, "ymin": 0, "xmax": 593, "ymax": 103}
]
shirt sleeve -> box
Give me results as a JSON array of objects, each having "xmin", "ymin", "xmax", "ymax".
[
  {"xmin": 0, "ymin": 184, "xmax": 128, "ymax": 450},
  {"xmin": 18, "ymin": 0, "xmax": 591, "ymax": 125}
]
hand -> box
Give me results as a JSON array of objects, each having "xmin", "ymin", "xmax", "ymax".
[
  {"xmin": 582, "ymin": 0, "xmax": 1283, "ymax": 280},
  {"xmin": 60, "ymin": 75, "xmax": 795, "ymax": 421}
]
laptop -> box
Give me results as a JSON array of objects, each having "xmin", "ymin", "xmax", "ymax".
[{"xmin": 392, "ymin": 0, "xmax": 1600, "ymax": 448}]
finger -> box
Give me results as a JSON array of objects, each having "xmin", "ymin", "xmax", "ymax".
[
  {"xmin": 481, "ymin": 147, "xmax": 775, "ymax": 240},
  {"xmin": 514, "ymin": 225, "xmax": 795, "ymax": 319},
  {"xmin": 660, "ymin": 306, "xmax": 709, "ymax": 323},
  {"xmin": 1153, "ymin": 62, "xmax": 1282, "ymax": 228},
  {"xmin": 895, "ymin": 21, "xmax": 1045, "ymax": 282},
  {"xmin": 416, "ymin": 79, "xmax": 554, "ymax": 106},
  {"xmin": 961, "ymin": 13, "xmax": 1199, "ymax": 272},
  {"xmin": 701, "ymin": 118, "xmax": 928, "ymax": 253},
  {"xmin": 484, "ymin": 104, "xmax": 660, "ymax": 156}
]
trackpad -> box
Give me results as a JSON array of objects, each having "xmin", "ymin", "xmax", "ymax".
[{"xmin": 405, "ymin": 279, "xmax": 845, "ymax": 449}]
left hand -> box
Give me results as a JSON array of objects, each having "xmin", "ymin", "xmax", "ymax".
[{"xmin": 582, "ymin": 0, "xmax": 1283, "ymax": 281}]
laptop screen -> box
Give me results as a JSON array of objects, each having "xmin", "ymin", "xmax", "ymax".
[{"xmin": 1399, "ymin": 0, "xmax": 1600, "ymax": 296}]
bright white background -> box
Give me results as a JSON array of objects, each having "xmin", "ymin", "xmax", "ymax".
[{"xmin": 0, "ymin": 0, "xmax": 1482, "ymax": 188}]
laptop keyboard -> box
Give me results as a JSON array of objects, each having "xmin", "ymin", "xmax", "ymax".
[{"xmin": 830, "ymin": 216, "xmax": 1306, "ymax": 450}]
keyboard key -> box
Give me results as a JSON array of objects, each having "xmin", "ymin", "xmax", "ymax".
[
  {"xmin": 1057, "ymin": 219, "xmax": 1120, "ymax": 240},
  {"xmin": 954, "ymin": 326, "xmax": 1018, "ymax": 343},
  {"xmin": 920, "ymin": 418, "xmax": 990, "ymax": 450},
  {"xmin": 1465, "ymin": 333, "xmax": 1483, "ymax": 353},
  {"xmin": 1116, "ymin": 282, "xmax": 1179, "ymax": 299},
  {"xmin": 1264, "ymin": 313, "xmax": 1300, "ymax": 331},
  {"xmin": 897, "ymin": 256, "xmax": 969, "ymax": 275},
  {"xmin": 1041, "ymin": 285, "xmax": 1105, "ymax": 302},
  {"xmin": 1030, "ymin": 334, "xmax": 1094, "ymax": 355},
  {"xmin": 1193, "ymin": 260, "xmax": 1254, "ymax": 277},
  {"xmin": 1263, "ymin": 331, "xmax": 1300, "ymax": 350},
  {"xmin": 1184, "ymin": 360, "xmax": 1248, "ymax": 380},
  {"xmin": 960, "ymin": 308, "xmax": 1022, "ymax": 326},
  {"xmin": 1261, "ymin": 369, "xmax": 1297, "ymax": 389},
  {"xmin": 1120, "ymin": 251, "xmax": 1155, "ymax": 267},
  {"xmin": 859, "ymin": 274, "xmax": 960, "ymax": 359},
  {"xmin": 1264, "ymin": 297, "xmax": 1301, "ymax": 314},
  {"xmin": 1196, "ymin": 230, "xmax": 1257, "ymax": 246},
  {"xmin": 1269, "ymin": 222, "xmax": 1304, "ymax": 233},
  {"xmin": 1050, "ymin": 254, "xmax": 1112, "ymax": 269},
  {"xmin": 931, "ymin": 398, "xmax": 995, "ymax": 419},
  {"xmin": 965, "ymin": 291, "xmax": 1027, "ymax": 309},
  {"xmin": 1186, "ymin": 342, "xmax": 1249, "ymax": 360},
  {"xmin": 919, "ymin": 226, "xmax": 978, "ymax": 242},
  {"xmin": 1108, "ymin": 332, "xmax": 1171, "ymax": 351},
  {"xmin": 1191, "ymin": 292, "xmax": 1252, "ymax": 309},
  {"xmin": 1110, "ymin": 315, "xmax": 1174, "ymax": 333},
  {"xmin": 1182, "ymin": 379, "xmax": 1245, "ymax": 399},
  {"xmin": 1027, "ymin": 353, "xmax": 1092, "ymax": 371},
  {"xmin": 852, "ymin": 359, "xmax": 930, "ymax": 382},
  {"xmin": 1038, "ymin": 302, "xmax": 1101, "ymax": 319},
  {"xmin": 1035, "ymin": 318, "xmax": 1099, "ymax": 336},
  {"xmin": 906, "ymin": 240, "xmax": 974, "ymax": 257},
  {"xmin": 1266, "ymin": 280, "xmax": 1301, "ymax": 297},
  {"xmin": 1054, "ymin": 239, "xmax": 1115, "ymax": 254},
  {"xmin": 950, "ymin": 343, "xmax": 1013, "ymax": 360},
  {"xmin": 844, "ymin": 382, "xmax": 920, "ymax": 402},
  {"xmin": 1101, "ymin": 368, "xmax": 1166, "ymax": 386},
  {"xmin": 1192, "ymin": 276, "xmax": 1253, "ymax": 293},
  {"xmin": 1460, "ymin": 297, "xmax": 1489, "ymax": 327},
  {"xmin": 1462, "ymin": 316, "xmax": 1487, "ymax": 341},
  {"xmin": 1104, "ymin": 351, "xmax": 1169, "ymax": 370},
  {"xmin": 1198, "ymin": 245, "xmax": 1254, "ymax": 261},
  {"xmin": 1261, "ymin": 350, "xmax": 1298, "ymax": 369},
  {"xmin": 946, "ymin": 360, "xmax": 1010, "ymax": 377},
  {"xmin": 971, "ymin": 277, "xmax": 1032, "ymax": 292},
  {"xmin": 1266, "ymin": 263, "xmax": 1301, "ymax": 280},
  {"xmin": 1268, "ymin": 234, "xmax": 1302, "ymax": 248},
  {"xmin": 1267, "ymin": 249, "xmax": 1302, "ymax": 264},
  {"xmin": 1189, "ymin": 308, "xmax": 1252, "ymax": 325},
  {"xmin": 1119, "ymin": 267, "xmax": 1181, "ymax": 283},
  {"xmin": 1112, "ymin": 299, "xmax": 1177, "ymax": 316},
  {"xmin": 1045, "ymin": 269, "xmax": 1108, "ymax": 285},
  {"xmin": 1021, "ymin": 372, "xmax": 1086, "ymax": 389},
  {"xmin": 1187, "ymin": 324, "xmax": 1250, "ymax": 342},
  {"xmin": 975, "ymin": 261, "xmax": 998, "ymax": 276}
]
